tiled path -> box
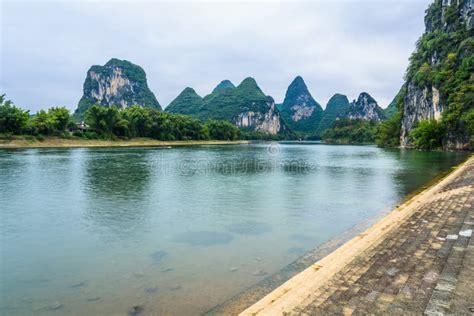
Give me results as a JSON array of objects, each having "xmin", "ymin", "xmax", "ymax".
[{"xmin": 241, "ymin": 157, "xmax": 473, "ymax": 315}]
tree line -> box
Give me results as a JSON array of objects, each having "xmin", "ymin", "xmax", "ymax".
[{"xmin": 0, "ymin": 95, "xmax": 241, "ymax": 141}]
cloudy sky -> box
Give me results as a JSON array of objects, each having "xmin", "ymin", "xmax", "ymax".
[{"xmin": 1, "ymin": 0, "xmax": 431, "ymax": 112}]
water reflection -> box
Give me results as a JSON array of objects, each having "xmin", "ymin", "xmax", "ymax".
[{"xmin": 81, "ymin": 149, "xmax": 153, "ymax": 236}]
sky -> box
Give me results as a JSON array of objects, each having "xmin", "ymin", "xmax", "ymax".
[{"xmin": 1, "ymin": 0, "xmax": 431, "ymax": 112}]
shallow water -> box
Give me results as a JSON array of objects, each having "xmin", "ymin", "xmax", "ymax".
[{"xmin": 0, "ymin": 143, "xmax": 467, "ymax": 315}]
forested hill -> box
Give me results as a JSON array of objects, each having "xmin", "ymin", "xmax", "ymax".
[{"xmin": 396, "ymin": 0, "xmax": 473, "ymax": 150}]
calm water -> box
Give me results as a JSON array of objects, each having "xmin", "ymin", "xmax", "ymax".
[{"xmin": 0, "ymin": 143, "xmax": 467, "ymax": 315}]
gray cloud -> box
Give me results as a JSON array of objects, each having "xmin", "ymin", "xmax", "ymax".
[{"xmin": 1, "ymin": 0, "xmax": 431, "ymax": 112}]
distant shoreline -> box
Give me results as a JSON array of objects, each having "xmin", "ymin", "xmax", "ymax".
[{"xmin": 0, "ymin": 137, "xmax": 250, "ymax": 149}]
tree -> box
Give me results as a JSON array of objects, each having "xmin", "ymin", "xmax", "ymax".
[
  {"xmin": 0, "ymin": 94, "xmax": 29, "ymax": 134},
  {"xmin": 85, "ymin": 105, "xmax": 126, "ymax": 138},
  {"xmin": 376, "ymin": 112, "xmax": 402, "ymax": 147},
  {"xmin": 204, "ymin": 120, "xmax": 240, "ymax": 141},
  {"xmin": 123, "ymin": 105, "xmax": 151, "ymax": 138},
  {"xmin": 32, "ymin": 110, "xmax": 56, "ymax": 135},
  {"xmin": 48, "ymin": 107, "xmax": 71, "ymax": 132},
  {"xmin": 409, "ymin": 120, "xmax": 444, "ymax": 150}
]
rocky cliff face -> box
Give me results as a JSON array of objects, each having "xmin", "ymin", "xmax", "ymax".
[
  {"xmin": 346, "ymin": 93, "xmax": 385, "ymax": 121},
  {"xmin": 400, "ymin": 0, "xmax": 473, "ymax": 149},
  {"xmin": 75, "ymin": 59, "xmax": 161, "ymax": 117},
  {"xmin": 234, "ymin": 102, "xmax": 281, "ymax": 134},
  {"xmin": 400, "ymin": 84, "xmax": 444, "ymax": 146},
  {"xmin": 280, "ymin": 76, "xmax": 324, "ymax": 133}
]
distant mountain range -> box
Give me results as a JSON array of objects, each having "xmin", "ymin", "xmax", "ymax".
[{"xmin": 75, "ymin": 59, "xmax": 395, "ymax": 136}]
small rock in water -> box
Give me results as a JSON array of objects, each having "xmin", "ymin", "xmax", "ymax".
[
  {"xmin": 252, "ymin": 270, "xmax": 268, "ymax": 277},
  {"xmin": 128, "ymin": 305, "xmax": 144, "ymax": 316},
  {"xmin": 150, "ymin": 250, "xmax": 168, "ymax": 263},
  {"xmin": 229, "ymin": 267, "xmax": 238, "ymax": 272},
  {"xmin": 87, "ymin": 296, "xmax": 101, "ymax": 302},
  {"xmin": 161, "ymin": 267, "xmax": 173, "ymax": 273},
  {"xmin": 170, "ymin": 284, "xmax": 182, "ymax": 291},
  {"xmin": 145, "ymin": 286, "xmax": 158, "ymax": 293},
  {"xmin": 133, "ymin": 272, "xmax": 145, "ymax": 278},
  {"xmin": 71, "ymin": 281, "xmax": 85, "ymax": 288},
  {"xmin": 48, "ymin": 302, "xmax": 63, "ymax": 310}
]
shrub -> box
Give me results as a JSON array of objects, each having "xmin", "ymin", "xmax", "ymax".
[{"xmin": 409, "ymin": 120, "xmax": 444, "ymax": 150}]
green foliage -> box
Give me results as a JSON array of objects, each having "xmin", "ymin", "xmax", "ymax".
[
  {"xmin": 0, "ymin": 94, "xmax": 30, "ymax": 134},
  {"xmin": 165, "ymin": 87, "xmax": 203, "ymax": 115},
  {"xmin": 377, "ymin": 87, "xmax": 406, "ymax": 147},
  {"xmin": 409, "ymin": 120, "xmax": 444, "ymax": 150},
  {"xmin": 32, "ymin": 110, "xmax": 56, "ymax": 135},
  {"xmin": 165, "ymin": 78, "xmax": 280, "ymax": 135},
  {"xmin": 403, "ymin": 0, "xmax": 473, "ymax": 148},
  {"xmin": 85, "ymin": 105, "xmax": 125, "ymax": 138},
  {"xmin": 239, "ymin": 130, "xmax": 286, "ymax": 141},
  {"xmin": 83, "ymin": 104, "xmax": 240, "ymax": 141},
  {"xmin": 316, "ymin": 94, "xmax": 350, "ymax": 134},
  {"xmin": 204, "ymin": 120, "xmax": 240, "ymax": 141},
  {"xmin": 212, "ymin": 80, "xmax": 235, "ymax": 94},
  {"xmin": 322, "ymin": 119, "xmax": 378, "ymax": 144},
  {"xmin": 383, "ymin": 93, "xmax": 402, "ymax": 119},
  {"xmin": 198, "ymin": 77, "xmax": 274, "ymax": 121},
  {"xmin": 376, "ymin": 112, "xmax": 402, "ymax": 147}
]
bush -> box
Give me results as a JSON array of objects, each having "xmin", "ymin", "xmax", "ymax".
[
  {"xmin": 0, "ymin": 94, "xmax": 29, "ymax": 134},
  {"xmin": 204, "ymin": 120, "xmax": 240, "ymax": 141},
  {"xmin": 409, "ymin": 120, "xmax": 444, "ymax": 150},
  {"xmin": 322, "ymin": 119, "xmax": 378, "ymax": 144},
  {"xmin": 376, "ymin": 112, "xmax": 401, "ymax": 147}
]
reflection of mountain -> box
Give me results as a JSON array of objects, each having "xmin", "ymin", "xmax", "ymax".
[{"xmin": 82, "ymin": 149, "xmax": 152, "ymax": 235}]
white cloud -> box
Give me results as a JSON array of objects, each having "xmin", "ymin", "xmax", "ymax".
[{"xmin": 1, "ymin": 0, "xmax": 431, "ymax": 112}]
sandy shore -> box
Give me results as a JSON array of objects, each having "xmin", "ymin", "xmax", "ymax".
[
  {"xmin": 236, "ymin": 155, "xmax": 473, "ymax": 315},
  {"xmin": 0, "ymin": 137, "xmax": 250, "ymax": 149}
]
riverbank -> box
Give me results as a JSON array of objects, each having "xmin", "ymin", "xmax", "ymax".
[
  {"xmin": 238, "ymin": 155, "xmax": 473, "ymax": 315},
  {"xmin": 0, "ymin": 136, "xmax": 250, "ymax": 149}
]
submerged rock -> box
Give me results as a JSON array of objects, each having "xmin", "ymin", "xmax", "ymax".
[
  {"xmin": 133, "ymin": 272, "xmax": 145, "ymax": 278},
  {"xmin": 48, "ymin": 302, "xmax": 63, "ymax": 310},
  {"xmin": 145, "ymin": 286, "xmax": 158, "ymax": 294},
  {"xmin": 87, "ymin": 296, "xmax": 101, "ymax": 302},
  {"xmin": 150, "ymin": 250, "xmax": 168, "ymax": 263},
  {"xmin": 252, "ymin": 270, "xmax": 268, "ymax": 277},
  {"xmin": 128, "ymin": 305, "xmax": 144, "ymax": 316},
  {"xmin": 70, "ymin": 281, "xmax": 85, "ymax": 288},
  {"xmin": 170, "ymin": 284, "xmax": 182, "ymax": 291}
]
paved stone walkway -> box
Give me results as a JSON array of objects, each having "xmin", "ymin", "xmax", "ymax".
[{"xmin": 241, "ymin": 157, "xmax": 474, "ymax": 315}]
